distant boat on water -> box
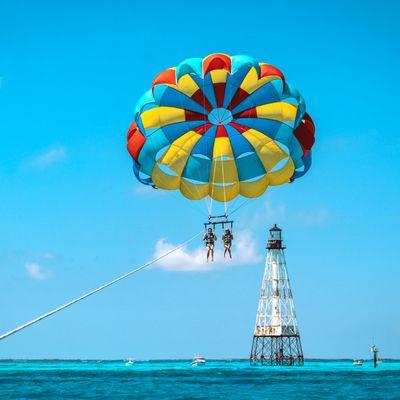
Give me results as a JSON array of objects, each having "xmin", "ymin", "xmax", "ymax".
[
  {"xmin": 353, "ymin": 359, "xmax": 363, "ymax": 366},
  {"xmin": 125, "ymin": 359, "xmax": 134, "ymax": 367},
  {"xmin": 191, "ymin": 354, "xmax": 206, "ymax": 366}
]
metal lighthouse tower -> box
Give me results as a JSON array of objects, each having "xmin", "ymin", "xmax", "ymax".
[{"xmin": 250, "ymin": 225, "xmax": 304, "ymax": 366}]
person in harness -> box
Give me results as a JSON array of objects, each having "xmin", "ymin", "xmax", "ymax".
[
  {"xmin": 203, "ymin": 227, "xmax": 217, "ymax": 262},
  {"xmin": 222, "ymin": 228, "xmax": 233, "ymax": 259}
]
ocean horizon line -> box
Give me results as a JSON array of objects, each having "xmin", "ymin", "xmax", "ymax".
[{"xmin": 1, "ymin": 358, "xmax": 399, "ymax": 362}]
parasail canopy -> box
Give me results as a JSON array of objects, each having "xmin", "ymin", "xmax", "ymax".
[{"xmin": 127, "ymin": 53, "xmax": 315, "ymax": 204}]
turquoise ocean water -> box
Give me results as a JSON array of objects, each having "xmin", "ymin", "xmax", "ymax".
[{"xmin": 1, "ymin": 359, "xmax": 399, "ymax": 399}]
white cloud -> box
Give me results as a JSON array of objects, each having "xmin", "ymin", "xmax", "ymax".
[
  {"xmin": 24, "ymin": 146, "xmax": 66, "ymax": 170},
  {"xmin": 152, "ymin": 231, "xmax": 262, "ymax": 272},
  {"xmin": 25, "ymin": 262, "xmax": 52, "ymax": 280}
]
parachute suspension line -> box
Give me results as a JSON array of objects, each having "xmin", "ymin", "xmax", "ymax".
[
  {"xmin": 209, "ymin": 150, "xmax": 219, "ymax": 217},
  {"xmin": 205, "ymin": 196, "xmax": 212, "ymax": 216},
  {"xmin": 201, "ymin": 70, "xmax": 214, "ymax": 217},
  {"xmin": 229, "ymin": 184, "xmax": 268, "ymax": 217},
  {"xmin": 0, "ymin": 230, "xmax": 203, "ymax": 342},
  {"xmin": 165, "ymin": 188, "xmax": 206, "ymax": 218},
  {"xmin": 229, "ymin": 197, "xmax": 252, "ymax": 216},
  {"xmin": 229, "ymin": 188, "xmax": 242, "ymax": 216},
  {"xmin": 220, "ymin": 149, "xmax": 228, "ymax": 215}
]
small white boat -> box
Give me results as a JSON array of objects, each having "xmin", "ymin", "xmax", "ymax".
[
  {"xmin": 191, "ymin": 354, "xmax": 206, "ymax": 366},
  {"xmin": 353, "ymin": 359, "xmax": 363, "ymax": 366},
  {"xmin": 125, "ymin": 359, "xmax": 134, "ymax": 367}
]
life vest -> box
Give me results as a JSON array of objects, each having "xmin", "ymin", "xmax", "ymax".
[
  {"xmin": 204, "ymin": 233, "xmax": 215, "ymax": 244},
  {"xmin": 223, "ymin": 233, "xmax": 232, "ymax": 244}
]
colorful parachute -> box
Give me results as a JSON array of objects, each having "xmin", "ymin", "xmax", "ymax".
[{"xmin": 127, "ymin": 53, "xmax": 315, "ymax": 203}]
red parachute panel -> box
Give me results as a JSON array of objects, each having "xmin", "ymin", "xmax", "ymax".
[
  {"xmin": 152, "ymin": 68, "xmax": 176, "ymax": 87},
  {"xmin": 293, "ymin": 113, "xmax": 315, "ymax": 158},
  {"xmin": 127, "ymin": 122, "xmax": 146, "ymax": 162},
  {"xmin": 260, "ymin": 64, "xmax": 285, "ymax": 83},
  {"xmin": 203, "ymin": 53, "xmax": 231, "ymax": 75}
]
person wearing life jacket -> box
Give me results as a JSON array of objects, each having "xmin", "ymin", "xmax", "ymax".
[
  {"xmin": 222, "ymin": 228, "xmax": 233, "ymax": 259},
  {"xmin": 203, "ymin": 228, "xmax": 217, "ymax": 262}
]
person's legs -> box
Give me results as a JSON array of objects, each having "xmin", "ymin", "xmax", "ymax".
[
  {"xmin": 210, "ymin": 245, "xmax": 214, "ymax": 262},
  {"xmin": 227, "ymin": 244, "xmax": 232, "ymax": 258},
  {"xmin": 206, "ymin": 246, "xmax": 210, "ymax": 262},
  {"xmin": 224, "ymin": 244, "xmax": 228, "ymax": 258}
]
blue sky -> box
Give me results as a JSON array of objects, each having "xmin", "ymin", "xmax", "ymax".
[{"xmin": 1, "ymin": 0, "xmax": 399, "ymax": 359}]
